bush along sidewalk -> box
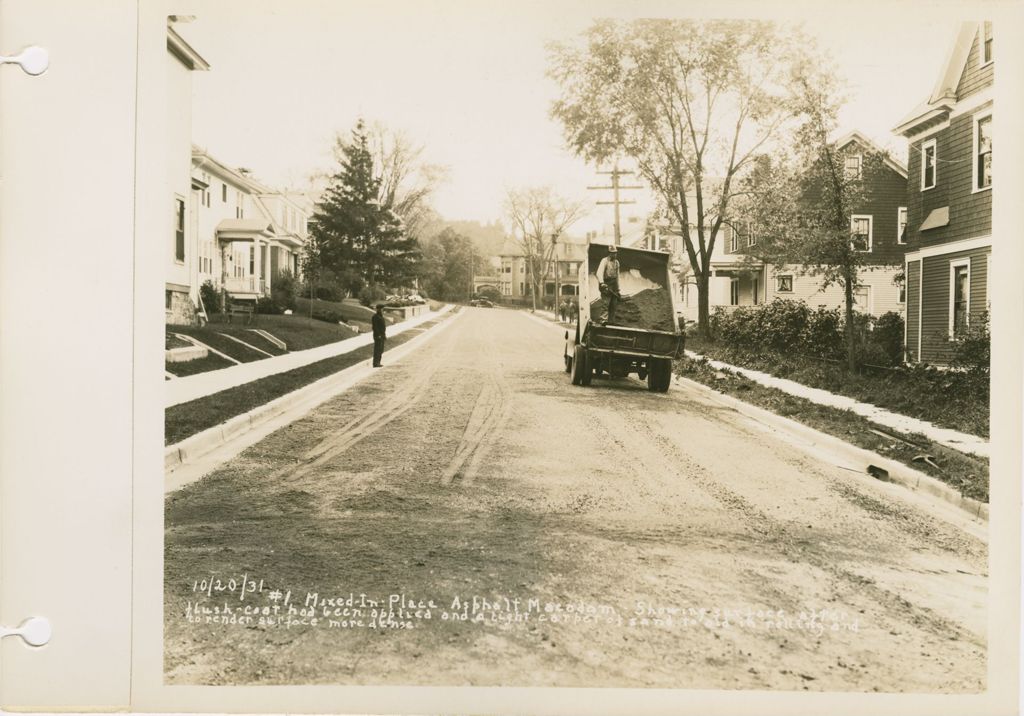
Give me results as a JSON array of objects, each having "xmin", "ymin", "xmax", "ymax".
[
  {"xmin": 676, "ymin": 355, "xmax": 988, "ymax": 503},
  {"xmin": 165, "ymin": 311, "xmax": 455, "ymax": 446},
  {"xmin": 691, "ymin": 301, "xmax": 989, "ymax": 438}
]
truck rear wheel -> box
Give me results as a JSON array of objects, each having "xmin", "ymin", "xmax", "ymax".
[
  {"xmin": 647, "ymin": 358, "xmax": 672, "ymax": 393},
  {"xmin": 579, "ymin": 347, "xmax": 593, "ymax": 386},
  {"xmin": 570, "ymin": 345, "xmax": 588, "ymax": 386}
]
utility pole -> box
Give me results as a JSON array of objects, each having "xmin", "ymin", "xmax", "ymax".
[
  {"xmin": 551, "ymin": 233, "xmax": 560, "ymax": 306},
  {"xmin": 587, "ymin": 162, "xmax": 642, "ymax": 246}
]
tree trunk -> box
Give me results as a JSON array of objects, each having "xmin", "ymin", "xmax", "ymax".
[
  {"xmin": 697, "ymin": 270, "xmax": 712, "ymax": 338},
  {"xmin": 844, "ymin": 271, "xmax": 856, "ymax": 373}
]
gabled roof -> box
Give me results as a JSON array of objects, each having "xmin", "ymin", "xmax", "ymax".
[
  {"xmin": 893, "ymin": 22, "xmax": 979, "ymax": 136},
  {"xmin": 191, "ymin": 146, "xmax": 257, "ymax": 191},
  {"xmin": 834, "ymin": 130, "xmax": 908, "ymax": 178}
]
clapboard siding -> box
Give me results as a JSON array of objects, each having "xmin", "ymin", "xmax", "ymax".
[
  {"xmin": 764, "ymin": 265, "xmax": 903, "ymax": 318},
  {"xmin": 918, "ymin": 247, "xmax": 990, "ymax": 363},
  {"xmin": 906, "ymin": 260, "xmax": 921, "ymax": 361},
  {"xmin": 957, "ymin": 25, "xmax": 993, "ymax": 101},
  {"xmin": 906, "ymin": 111, "xmax": 992, "ymax": 253}
]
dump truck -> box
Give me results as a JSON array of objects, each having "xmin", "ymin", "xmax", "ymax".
[{"xmin": 563, "ymin": 243, "xmax": 684, "ymax": 392}]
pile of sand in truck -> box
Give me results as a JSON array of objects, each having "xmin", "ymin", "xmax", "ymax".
[{"xmin": 588, "ymin": 287, "xmax": 675, "ymax": 332}]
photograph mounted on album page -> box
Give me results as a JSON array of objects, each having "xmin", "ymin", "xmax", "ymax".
[{"xmin": 1, "ymin": 0, "xmax": 1022, "ymax": 713}]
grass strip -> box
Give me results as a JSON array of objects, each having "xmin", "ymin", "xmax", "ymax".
[
  {"xmin": 166, "ymin": 353, "xmax": 235, "ymax": 377},
  {"xmin": 676, "ymin": 356, "xmax": 989, "ymax": 503},
  {"xmin": 686, "ymin": 335, "xmax": 989, "ymax": 439},
  {"xmin": 165, "ymin": 312, "xmax": 454, "ymax": 446}
]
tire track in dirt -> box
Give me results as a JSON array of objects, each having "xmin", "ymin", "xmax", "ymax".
[
  {"xmin": 580, "ymin": 404, "xmax": 985, "ymax": 651},
  {"xmin": 258, "ymin": 324, "xmax": 459, "ymax": 485},
  {"xmin": 441, "ymin": 322, "xmax": 514, "ymax": 486}
]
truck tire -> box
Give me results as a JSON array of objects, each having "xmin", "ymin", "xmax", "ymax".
[
  {"xmin": 579, "ymin": 347, "xmax": 593, "ymax": 386},
  {"xmin": 570, "ymin": 345, "xmax": 586, "ymax": 385},
  {"xmin": 648, "ymin": 358, "xmax": 671, "ymax": 393}
]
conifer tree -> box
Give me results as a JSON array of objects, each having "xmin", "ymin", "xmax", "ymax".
[{"xmin": 308, "ymin": 119, "xmax": 421, "ymax": 293}]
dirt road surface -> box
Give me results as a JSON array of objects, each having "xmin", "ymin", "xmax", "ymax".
[{"xmin": 164, "ymin": 307, "xmax": 987, "ymax": 690}]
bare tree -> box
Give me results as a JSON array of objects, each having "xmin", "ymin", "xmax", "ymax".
[
  {"xmin": 504, "ymin": 187, "xmax": 585, "ymax": 311},
  {"xmin": 548, "ymin": 19, "xmax": 830, "ymax": 337}
]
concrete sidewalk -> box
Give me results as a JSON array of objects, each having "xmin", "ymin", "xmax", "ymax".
[
  {"xmin": 166, "ymin": 305, "xmax": 453, "ymax": 407},
  {"xmin": 685, "ymin": 350, "xmax": 989, "ymax": 460}
]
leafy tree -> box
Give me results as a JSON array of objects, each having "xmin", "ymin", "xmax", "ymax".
[
  {"xmin": 733, "ymin": 61, "xmax": 900, "ymax": 371},
  {"xmin": 548, "ymin": 19, "xmax": 826, "ymax": 337},
  {"xmin": 421, "ymin": 227, "xmax": 478, "ymax": 302},
  {"xmin": 308, "ymin": 119, "xmax": 421, "ymax": 294},
  {"xmin": 504, "ymin": 186, "xmax": 584, "ymax": 311}
]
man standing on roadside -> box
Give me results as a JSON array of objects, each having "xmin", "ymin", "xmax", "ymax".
[
  {"xmin": 372, "ymin": 303, "xmax": 387, "ymax": 367},
  {"xmin": 595, "ymin": 244, "xmax": 621, "ymax": 325}
]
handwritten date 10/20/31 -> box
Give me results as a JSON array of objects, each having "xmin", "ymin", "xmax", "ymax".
[{"xmin": 192, "ymin": 575, "xmax": 265, "ymax": 600}]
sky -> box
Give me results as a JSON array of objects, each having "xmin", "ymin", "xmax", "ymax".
[{"xmin": 178, "ymin": 0, "xmax": 972, "ymax": 236}]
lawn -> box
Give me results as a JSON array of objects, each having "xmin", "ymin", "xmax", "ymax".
[
  {"xmin": 676, "ymin": 356, "xmax": 989, "ymax": 503},
  {"xmin": 165, "ymin": 311, "xmax": 454, "ymax": 446},
  {"xmin": 169, "ymin": 326, "xmax": 271, "ymax": 363},
  {"xmin": 686, "ymin": 334, "xmax": 989, "ymax": 439},
  {"xmin": 166, "ymin": 353, "xmax": 235, "ymax": 377}
]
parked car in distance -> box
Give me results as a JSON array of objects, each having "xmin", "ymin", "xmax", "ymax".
[{"xmin": 470, "ymin": 298, "xmax": 494, "ymax": 308}]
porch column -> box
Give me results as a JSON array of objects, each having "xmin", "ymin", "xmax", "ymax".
[
  {"xmin": 253, "ymin": 237, "xmax": 262, "ymax": 294},
  {"xmin": 219, "ymin": 241, "xmax": 230, "ymax": 311}
]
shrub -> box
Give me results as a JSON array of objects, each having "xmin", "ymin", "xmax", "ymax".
[
  {"xmin": 951, "ymin": 311, "xmax": 990, "ymax": 375},
  {"xmin": 256, "ymin": 296, "xmax": 282, "ymax": 315},
  {"xmin": 358, "ymin": 283, "xmax": 387, "ymax": 307},
  {"xmin": 199, "ymin": 280, "xmax": 222, "ymax": 314},
  {"xmin": 802, "ymin": 306, "xmax": 844, "ymax": 359},
  {"xmin": 872, "ymin": 311, "xmax": 905, "ymax": 366},
  {"xmin": 271, "ymin": 269, "xmax": 298, "ymax": 312},
  {"xmin": 314, "ymin": 285, "xmax": 341, "ymax": 302}
]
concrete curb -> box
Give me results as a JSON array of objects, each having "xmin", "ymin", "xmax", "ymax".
[
  {"xmin": 165, "ymin": 309, "xmax": 462, "ymax": 472},
  {"xmin": 672, "ymin": 373, "xmax": 988, "ymax": 522}
]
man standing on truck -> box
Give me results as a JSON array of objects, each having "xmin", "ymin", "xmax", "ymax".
[{"xmin": 595, "ymin": 244, "xmax": 621, "ymax": 325}]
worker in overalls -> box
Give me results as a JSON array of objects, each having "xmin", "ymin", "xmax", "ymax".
[{"xmin": 595, "ymin": 244, "xmax": 621, "ymax": 325}]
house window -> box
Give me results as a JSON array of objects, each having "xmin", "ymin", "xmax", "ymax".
[
  {"xmin": 249, "ymin": 245, "xmax": 255, "ymax": 275},
  {"xmin": 981, "ymin": 21, "xmax": 993, "ymax": 65},
  {"xmin": 165, "ymin": 290, "xmax": 173, "ymax": 310},
  {"xmin": 974, "ymin": 113, "xmax": 992, "ymax": 191},
  {"xmin": 222, "ymin": 183, "xmax": 227, "ymax": 202},
  {"xmin": 921, "ymin": 139, "xmax": 937, "ymax": 190},
  {"xmin": 850, "ymin": 215, "xmax": 873, "ymax": 252},
  {"xmin": 776, "ymin": 274, "xmax": 793, "ymax": 293},
  {"xmin": 950, "ymin": 260, "xmax": 970, "ymax": 336},
  {"xmin": 854, "ymin": 286, "xmax": 871, "ymax": 314},
  {"xmin": 844, "ymin": 154, "xmax": 862, "ymax": 180},
  {"xmin": 752, "ymin": 277, "xmax": 759, "ymax": 305},
  {"xmin": 746, "ymin": 223, "xmax": 757, "ymax": 247},
  {"xmin": 895, "ymin": 274, "xmax": 906, "ymax": 304},
  {"xmin": 897, "ymin": 207, "xmax": 908, "ymax": 244},
  {"xmin": 729, "ymin": 278, "xmax": 739, "ymax": 306},
  {"xmin": 729, "ymin": 225, "xmax": 738, "ymax": 252},
  {"xmin": 174, "ymin": 197, "xmax": 185, "ymax": 262}
]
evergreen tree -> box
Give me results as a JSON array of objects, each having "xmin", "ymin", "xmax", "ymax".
[{"xmin": 308, "ymin": 119, "xmax": 420, "ymax": 294}]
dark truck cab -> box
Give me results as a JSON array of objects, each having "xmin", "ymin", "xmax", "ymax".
[{"xmin": 564, "ymin": 243, "xmax": 684, "ymax": 392}]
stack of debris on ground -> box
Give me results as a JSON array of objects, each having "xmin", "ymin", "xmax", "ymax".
[{"xmin": 589, "ymin": 287, "xmax": 675, "ymax": 332}]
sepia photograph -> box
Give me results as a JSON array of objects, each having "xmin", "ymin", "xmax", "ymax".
[{"xmin": 158, "ymin": 0, "xmax": 997, "ymax": 696}]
